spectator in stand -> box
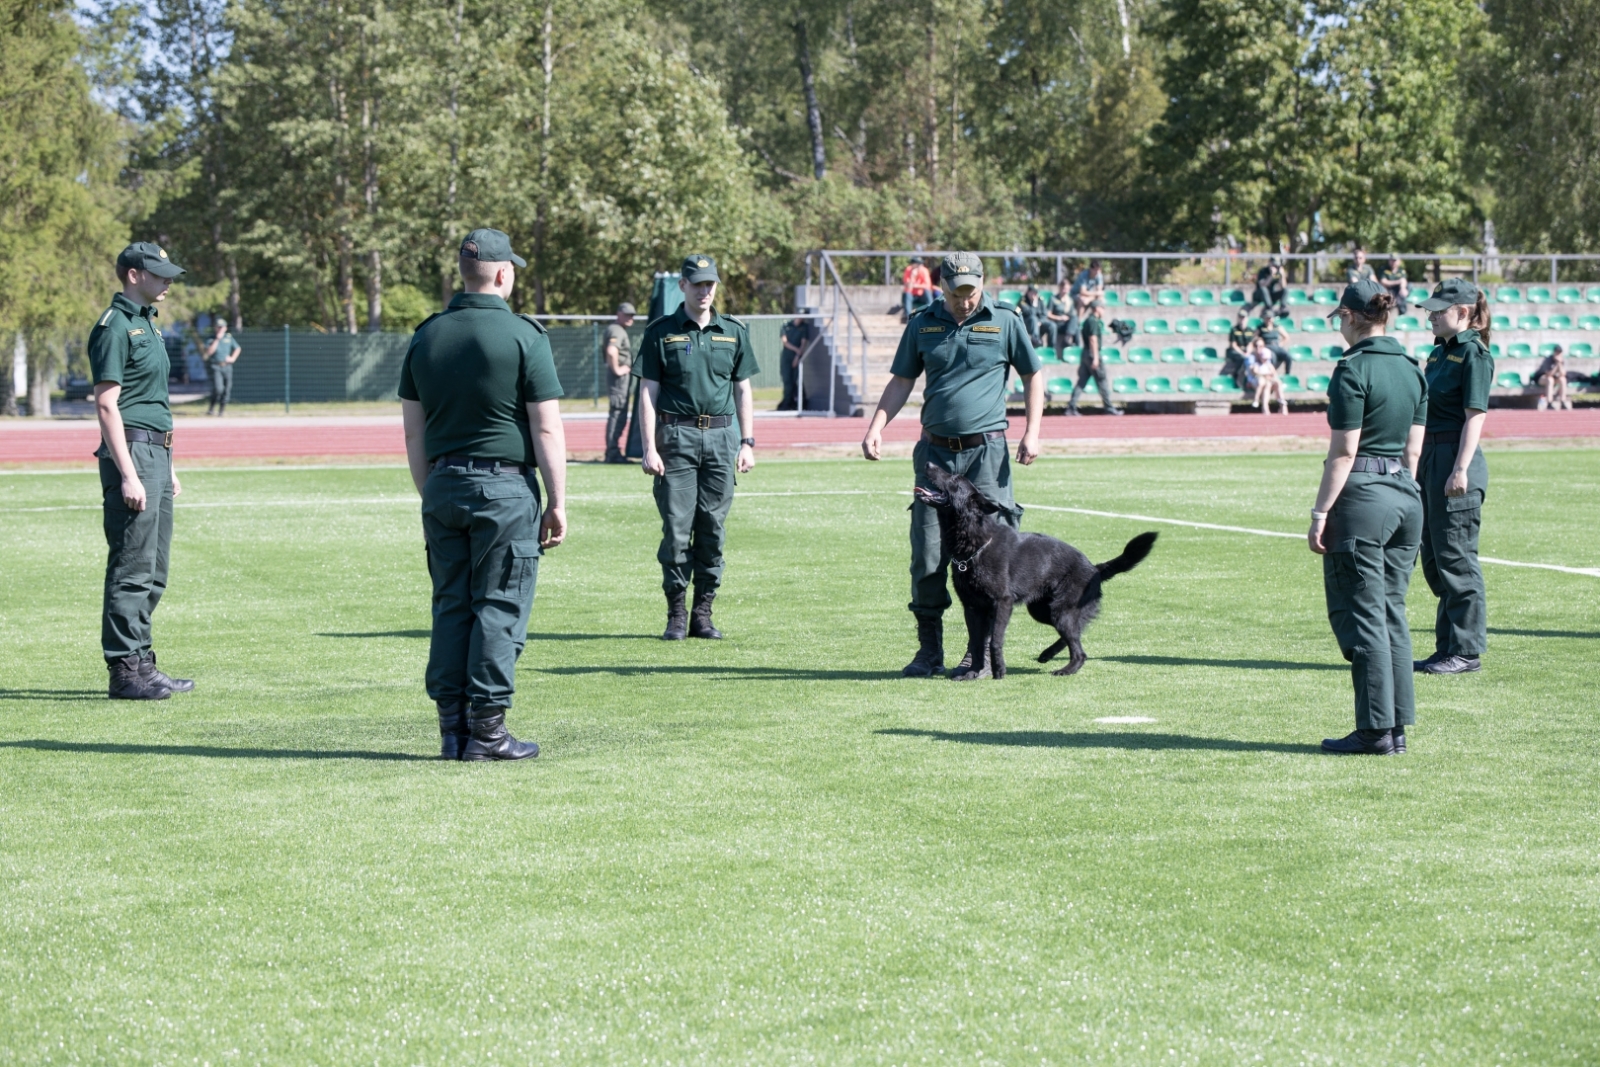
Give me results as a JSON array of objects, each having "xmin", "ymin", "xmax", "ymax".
[
  {"xmin": 1248, "ymin": 255, "xmax": 1288, "ymax": 320},
  {"xmin": 1044, "ymin": 280, "xmax": 1075, "ymax": 357},
  {"xmin": 1536, "ymin": 345, "xmax": 1572, "ymax": 411},
  {"xmin": 1380, "ymin": 254, "xmax": 1410, "ymax": 313},
  {"xmin": 1224, "ymin": 309, "xmax": 1253, "ymax": 389},
  {"xmin": 1019, "ymin": 285, "xmax": 1046, "ymax": 346},
  {"xmin": 1247, "ymin": 338, "xmax": 1288, "ymax": 414},
  {"xmin": 1347, "ymin": 247, "xmax": 1375, "ymax": 285},
  {"xmin": 1258, "ymin": 316, "xmax": 1292, "ymax": 375},
  {"xmin": 902, "ymin": 257, "xmax": 933, "ymax": 321},
  {"xmin": 1071, "ymin": 259, "xmax": 1106, "ymax": 313}
]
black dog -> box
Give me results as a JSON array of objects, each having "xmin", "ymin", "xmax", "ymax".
[{"xmin": 912, "ymin": 464, "xmax": 1157, "ymax": 679}]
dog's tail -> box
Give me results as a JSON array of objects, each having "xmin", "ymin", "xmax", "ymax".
[{"xmin": 1095, "ymin": 531, "xmax": 1158, "ymax": 581}]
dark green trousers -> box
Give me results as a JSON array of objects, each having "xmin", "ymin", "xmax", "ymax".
[
  {"xmin": 1418, "ymin": 438, "xmax": 1488, "ymax": 657},
  {"xmin": 421, "ymin": 463, "xmax": 543, "ymax": 710},
  {"xmin": 207, "ymin": 363, "xmax": 233, "ymax": 408},
  {"xmin": 653, "ymin": 421, "xmax": 738, "ymax": 595},
  {"xmin": 1322, "ymin": 470, "xmax": 1423, "ymax": 730},
  {"xmin": 910, "ymin": 434, "xmax": 1020, "ymax": 617},
  {"xmin": 98, "ymin": 440, "xmax": 174, "ymax": 660}
]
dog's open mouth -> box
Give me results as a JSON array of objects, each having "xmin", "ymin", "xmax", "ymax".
[{"xmin": 912, "ymin": 486, "xmax": 948, "ymax": 506}]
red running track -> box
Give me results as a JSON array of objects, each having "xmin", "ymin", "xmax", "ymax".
[{"xmin": 5, "ymin": 409, "xmax": 1600, "ymax": 464}]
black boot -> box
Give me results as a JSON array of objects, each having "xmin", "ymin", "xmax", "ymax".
[
  {"xmin": 462, "ymin": 706, "xmax": 540, "ymax": 761},
  {"xmin": 1320, "ymin": 728, "xmax": 1396, "ymax": 755},
  {"xmin": 437, "ymin": 700, "xmax": 469, "ymax": 760},
  {"xmin": 140, "ymin": 651, "xmax": 193, "ymax": 693},
  {"xmin": 689, "ymin": 589, "xmax": 722, "ymax": 639},
  {"xmin": 108, "ymin": 654, "xmax": 170, "ymax": 700},
  {"xmin": 661, "ymin": 591, "xmax": 688, "ymax": 641},
  {"xmin": 902, "ymin": 615, "xmax": 944, "ymax": 677},
  {"xmin": 1391, "ymin": 727, "xmax": 1407, "ymax": 755}
]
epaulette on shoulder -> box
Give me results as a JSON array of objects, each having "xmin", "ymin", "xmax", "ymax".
[
  {"xmin": 412, "ymin": 311, "xmax": 444, "ymax": 332},
  {"xmin": 515, "ymin": 312, "xmax": 548, "ymax": 334},
  {"xmin": 96, "ymin": 306, "xmax": 118, "ymax": 328},
  {"xmin": 720, "ymin": 313, "xmax": 748, "ymax": 329},
  {"xmin": 643, "ymin": 314, "xmax": 672, "ymax": 333}
]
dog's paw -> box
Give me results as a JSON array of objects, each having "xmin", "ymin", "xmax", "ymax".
[
  {"xmin": 992, "ymin": 665, "xmax": 1006, "ymax": 679},
  {"xmin": 1052, "ymin": 661, "xmax": 1084, "ymax": 676}
]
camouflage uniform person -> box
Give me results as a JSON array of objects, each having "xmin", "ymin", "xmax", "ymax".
[{"xmin": 862, "ymin": 252, "xmax": 1046, "ymax": 676}]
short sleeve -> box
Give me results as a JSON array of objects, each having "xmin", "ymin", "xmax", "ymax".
[
  {"xmin": 635, "ymin": 327, "xmax": 662, "ymax": 382},
  {"xmin": 732, "ymin": 327, "xmax": 758, "ymax": 381},
  {"xmin": 1462, "ymin": 350, "xmax": 1493, "ymax": 411},
  {"xmin": 1413, "ymin": 367, "xmax": 1429, "ymax": 426},
  {"xmin": 89, "ymin": 323, "xmax": 127, "ymax": 385},
  {"xmin": 1008, "ymin": 318, "xmax": 1042, "ymax": 374},
  {"xmin": 1326, "ymin": 362, "xmax": 1364, "ymax": 430},
  {"xmin": 889, "ymin": 322, "xmax": 923, "ymax": 379},
  {"xmin": 396, "ymin": 337, "xmax": 421, "ymax": 401},
  {"xmin": 520, "ymin": 330, "xmax": 565, "ymax": 402}
]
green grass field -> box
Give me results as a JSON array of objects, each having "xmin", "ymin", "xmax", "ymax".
[{"xmin": 2, "ymin": 452, "xmax": 1598, "ymax": 1064}]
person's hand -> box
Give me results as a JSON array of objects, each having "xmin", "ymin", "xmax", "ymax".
[
  {"xmin": 171, "ymin": 471, "xmax": 182, "ymax": 498},
  {"xmin": 737, "ymin": 443, "xmax": 755, "ymax": 474},
  {"xmin": 1308, "ymin": 512, "xmax": 1327, "ymax": 554},
  {"xmin": 861, "ymin": 426, "xmax": 883, "ymax": 461},
  {"xmin": 540, "ymin": 505, "xmax": 566, "ymax": 548},
  {"xmin": 1445, "ymin": 468, "xmax": 1468, "ymax": 497},
  {"xmin": 642, "ymin": 448, "xmax": 665, "ymax": 476},
  {"xmin": 122, "ymin": 475, "xmax": 147, "ymax": 512},
  {"xmin": 1017, "ymin": 433, "xmax": 1040, "ymax": 466}
]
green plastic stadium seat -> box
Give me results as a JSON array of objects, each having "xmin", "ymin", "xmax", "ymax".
[
  {"xmin": 1194, "ymin": 347, "xmax": 1221, "ymax": 362},
  {"xmin": 1570, "ymin": 342, "xmax": 1594, "ymax": 357},
  {"xmin": 1102, "ymin": 348, "xmax": 1123, "ymax": 363},
  {"xmin": 1209, "ymin": 376, "xmax": 1242, "ymax": 393},
  {"xmin": 1581, "ymin": 316, "xmax": 1600, "ymax": 330},
  {"xmin": 1558, "ymin": 287, "xmax": 1583, "ymax": 304},
  {"xmin": 1496, "ymin": 371, "xmax": 1524, "ymax": 388},
  {"xmin": 1508, "ymin": 342, "xmax": 1532, "ymax": 358},
  {"xmin": 1325, "ymin": 345, "xmax": 1346, "ymax": 360},
  {"xmin": 1175, "ymin": 318, "xmax": 1202, "ymax": 334},
  {"xmin": 1395, "ymin": 315, "xmax": 1423, "ymax": 332},
  {"xmin": 1143, "ymin": 319, "xmax": 1172, "ymax": 335},
  {"xmin": 1539, "ymin": 342, "xmax": 1559, "ymax": 357},
  {"xmin": 1101, "ymin": 290, "xmax": 1122, "ymax": 306},
  {"xmin": 997, "ymin": 289, "xmax": 1023, "ymax": 309},
  {"xmin": 1548, "ymin": 314, "xmax": 1573, "ymax": 330},
  {"xmin": 1495, "ymin": 287, "xmax": 1524, "ymax": 303},
  {"xmin": 1178, "ymin": 376, "xmax": 1206, "ymax": 394},
  {"xmin": 1113, "ymin": 376, "xmax": 1141, "ymax": 394},
  {"xmin": 1491, "ymin": 314, "xmax": 1512, "ymax": 331},
  {"xmin": 1223, "ymin": 289, "xmax": 1248, "ymax": 305},
  {"xmin": 1145, "ymin": 376, "xmax": 1175, "ymax": 394},
  {"xmin": 1035, "ymin": 345, "xmax": 1057, "ymax": 363},
  {"xmin": 1127, "ymin": 347, "xmax": 1155, "ymax": 363},
  {"xmin": 1061, "ymin": 345, "xmax": 1082, "ymax": 364},
  {"xmin": 1286, "ymin": 288, "xmax": 1313, "ymax": 306},
  {"xmin": 1157, "ymin": 288, "xmax": 1185, "ymax": 307},
  {"xmin": 1289, "ymin": 345, "xmax": 1313, "ymax": 362},
  {"xmin": 1206, "ymin": 317, "xmax": 1232, "ymax": 334},
  {"xmin": 1188, "ymin": 289, "xmax": 1217, "ymax": 306},
  {"xmin": 1047, "ymin": 377, "xmax": 1074, "ymax": 395},
  {"xmin": 1488, "ymin": 343, "xmax": 1503, "ymax": 358},
  {"xmin": 1518, "ymin": 315, "xmax": 1543, "ymax": 330},
  {"xmin": 1160, "ymin": 346, "xmax": 1189, "ymax": 363},
  {"xmin": 1280, "ymin": 375, "xmax": 1303, "ymax": 392},
  {"xmin": 1414, "ymin": 345, "xmax": 1434, "ymax": 358},
  {"xmin": 1125, "ymin": 289, "xmax": 1153, "ymax": 307},
  {"xmin": 1301, "ymin": 317, "xmax": 1329, "ymax": 333},
  {"xmin": 1313, "ymin": 288, "xmax": 1340, "ymax": 305},
  {"xmin": 1528, "ymin": 287, "xmax": 1552, "ymax": 304},
  {"xmin": 1246, "ymin": 316, "xmax": 1263, "ymax": 330},
  {"xmin": 1308, "ymin": 375, "xmax": 1331, "ymax": 393}
]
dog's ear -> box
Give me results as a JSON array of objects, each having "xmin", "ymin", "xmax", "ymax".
[{"xmin": 974, "ymin": 492, "xmax": 1003, "ymax": 514}]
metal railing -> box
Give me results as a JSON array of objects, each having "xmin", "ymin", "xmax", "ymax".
[{"xmin": 809, "ymin": 252, "xmax": 875, "ymax": 416}]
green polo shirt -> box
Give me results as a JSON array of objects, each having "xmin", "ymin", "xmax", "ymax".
[
  {"xmin": 1327, "ymin": 336, "xmax": 1428, "ymax": 457},
  {"xmin": 890, "ymin": 294, "xmax": 1042, "ymax": 437},
  {"xmin": 1347, "ymin": 265, "xmax": 1376, "ymax": 284},
  {"xmin": 635, "ymin": 306, "xmax": 758, "ymax": 417},
  {"xmin": 1081, "ymin": 315, "xmax": 1105, "ymax": 350},
  {"xmin": 1228, "ymin": 325, "xmax": 1253, "ymax": 352},
  {"xmin": 1424, "ymin": 328, "xmax": 1493, "ymax": 433},
  {"xmin": 88, "ymin": 292, "xmax": 171, "ymax": 433},
  {"xmin": 207, "ymin": 335, "xmax": 239, "ymax": 365},
  {"xmin": 397, "ymin": 292, "xmax": 565, "ymax": 465},
  {"xmin": 602, "ymin": 323, "xmax": 632, "ymax": 370},
  {"xmin": 1380, "ymin": 267, "xmax": 1406, "ymax": 287}
]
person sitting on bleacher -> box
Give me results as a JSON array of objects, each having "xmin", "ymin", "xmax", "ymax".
[
  {"xmin": 1071, "ymin": 259, "xmax": 1106, "ymax": 306},
  {"xmin": 1247, "ymin": 338, "xmax": 1288, "ymax": 414},
  {"xmin": 901, "ymin": 257, "xmax": 933, "ymax": 321},
  {"xmin": 1258, "ymin": 316, "xmax": 1292, "ymax": 375},
  {"xmin": 1380, "ymin": 254, "xmax": 1410, "ymax": 313},
  {"xmin": 1044, "ymin": 280, "xmax": 1075, "ymax": 356},
  {"xmin": 1248, "ymin": 255, "xmax": 1288, "ymax": 320},
  {"xmin": 1225, "ymin": 309, "xmax": 1253, "ymax": 389},
  {"xmin": 1019, "ymin": 285, "xmax": 1046, "ymax": 346},
  {"xmin": 1346, "ymin": 247, "xmax": 1375, "ymax": 285},
  {"xmin": 1536, "ymin": 345, "xmax": 1573, "ymax": 411}
]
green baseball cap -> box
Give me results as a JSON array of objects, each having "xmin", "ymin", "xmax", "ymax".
[
  {"xmin": 460, "ymin": 228, "xmax": 526, "ymax": 268},
  {"xmin": 681, "ymin": 254, "xmax": 720, "ymax": 283},
  {"xmin": 116, "ymin": 241, "xmax": 185, "ymax": 279},
  {"xmin": 1338, "ymin": 279, "xmax": 1386, "ymax": 312},
  {"xmin": 1417, "ymin": 277, "xmax": 1480, "ymax": 311},
  {"xmin": 941, "ymin": 251, "xmax": 984, "ymax": 289}
]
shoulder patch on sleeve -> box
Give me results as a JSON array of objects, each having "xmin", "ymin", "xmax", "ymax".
[{"xmin": 515, "ymin": 312, "xmax": 548, "ymax": 334}]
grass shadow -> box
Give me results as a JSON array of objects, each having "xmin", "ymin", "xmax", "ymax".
[
  {"xmin": 1486, "ymin": 627, "xmax": 1600, "ymax": 640},
  {"xmin": 877, "ymin": 728, "xmax": 1321, "ymax": 754},
  {"xmin": 0, "ymin": 689, "xmax": 107, "ymax": 702},
  {"xmin": 0, "ymin": 739, "xmax": 433, "ymax": 762},
  {"xmin": 318, "ymin": 630, "xmax": 431, "ymax": 639},
  {"xmin": 1099, "ymin": 654, "xmax": 1345, "ymax": 672},
  {"xmin": 537, "ymin": 665, "xmax": 906, "ymax": 681}
]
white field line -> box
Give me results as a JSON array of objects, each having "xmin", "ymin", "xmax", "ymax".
[{"xmin": 7, "ymin": 489, "xmax": 880, "ymax": 514}]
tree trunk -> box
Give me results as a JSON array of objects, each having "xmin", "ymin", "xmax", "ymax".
[
  {"xmin": 441, "ymin": 0, "xmax": 464, "ymax": 310},
  {"xmin": 793, "ymin": 17, "xmax": 826, "ymax": 181},
  {"xmin": 925, "ymin": 20, "xmax": 939, "ymax": 192},
  {"xmin": 26, "ymin": 333, "xmax": 52, "ymax": 418},
  {"xmin": 338, "ymin": 232, "xmax": 357, "ymax": 333},
  {"xmin": 3, "ymin": 333, "xmax": 22, "ymax": 417},
  {"xmin": 532, "ymin": 0, "xmax": 553, "ymax": 315},
  {"xmin": 362, "ymin": 35, "xmax": 382, "ymax": 332},
  {"xmin": 227, "ymin": 256, "xmax": 241, "ymax": 331}
]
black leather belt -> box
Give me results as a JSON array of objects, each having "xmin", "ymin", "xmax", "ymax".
[
  {"xmin": 921, "ymin": 429, "xmax": 1004, "ymax": 451},
  {"xmin": 1351, "ymin": 456, "xmax": 1405, "ymax": 475},
  {"xmin": 1423, "ymin": 431, "xmax": 1461, "ymax": 445},
  {"xmin": 431, "ymin": 455, "xmax": 527, "ymax": 473},
  {"xmin": 126, "ymin": 428, "xmax": 173, "ymax": 448},
  {"xmin": 660, "ymin": 412, "xmax": 733, "ymax": 429}
]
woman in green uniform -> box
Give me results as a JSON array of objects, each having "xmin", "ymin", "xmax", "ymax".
[
  {"xmin": 1308, "ymin": 281, "xmax": 1428, "ymax": 755},
  {"xmin": 1414, "ymin": 278, "xmax": 1492, "ymax": 675}
]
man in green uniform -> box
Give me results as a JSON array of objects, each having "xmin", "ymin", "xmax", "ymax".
[
  {"xmin": 1414, "ymin": 278, "xmax": 1493, "ymax": 675},
  {"xmin": 1068, "ymin": 300, "xmax": 1122, "ymax": 416},
  {"xmin": 1380, "ymin": 255, "xmax": 1410, "ymax": 313},
  {"xmin": 1346, "ymin": 247, "xmax": 1375, "ymax": 285},
  {"xmin": 602, "ymin": 302, "xmax": 635, "ymax": 463},
  {"xmin": 1309, "ymin": 280, "xmax": 1428, "ymax": 755},
  {"xmin": 636, "ymin": 254, "xmax": 758, "ymax": 641},
  {"xmin": 862, "ymin": 251, "xmax": 1045, "ymax": 677},
  {"xmin": 203, "ymin": 320, "xmax": 241, "ymax": 416},
  {"xmin": 399, "ymin": 228, "xmax": 567, "ymax": 761},
  {"xmin": 90, "ymin": 242, "xmax": 195, "ymax": 700},
  {"xmin": 1225, "ymin": 310, "xmax": 1254, "ymax": 388}
]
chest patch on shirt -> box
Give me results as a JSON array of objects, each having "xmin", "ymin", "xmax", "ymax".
[
  {"xmin": 920, "ymin": 326, "xmax": 946, "ymax": 334},
  {"xmin": 970, "ymin": 325, "xmax": 1002, "ymax": 334},
  {"xmin": 711, "ymin": 335, "xmax": 737, "ymax": 344},
  {"xmin": 1446, "ymin": 354, "xmax": 1464, "ymax": 363},
  {"xmin": 128, "ymin": 328, "xmax": 145, "ymax": 337},
  {"xmin": 664, "ymin": 334, "xmax": 689, "ymax": 343}
]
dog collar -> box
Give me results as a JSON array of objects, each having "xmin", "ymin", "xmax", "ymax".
[{"xmin": 952, "ymin": 538, "xmax": 993, "ymax": 573}]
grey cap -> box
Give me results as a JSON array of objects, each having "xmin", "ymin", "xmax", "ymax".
[
  {"xmin": 117, "ymin": 241, "xmax": 185, "ymax": 279},
  {"xmin": 681, "ymin": 254, "xmax": 720, "ymax": 283},
  {"xmin": 460, "ymin": 228, "xmax": 526, "ymax": 268},
  {"xmin": 941, "ymin": 251, "xmax": 984, "ymax": 288},
  {"xmin": 617, "ymin": 302, "xmax": 636, "ymax": 316},
  {"xmin": 1417, "ymin": 277, "xmax": 1480, "ymax": 311},
  {"xmin": 1338, "ymin": 279, "xmax": 1387, "ymax": 312}
]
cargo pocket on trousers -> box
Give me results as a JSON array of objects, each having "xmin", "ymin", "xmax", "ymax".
[
  {"xmin": 1328, "ymin": 538, "xmax": 1365, "ymax": 592},
  {"xmin": 506, "ymin": 539, "xmax": 540, "ymax": 597}
]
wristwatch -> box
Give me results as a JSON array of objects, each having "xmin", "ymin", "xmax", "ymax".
[{"xmin": 740, "ymin": 437, "xmax": 756, "ymax": 448}]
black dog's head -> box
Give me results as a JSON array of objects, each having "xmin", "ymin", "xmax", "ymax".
[{"xmin": 912, "ymin": 463, "xmax": 1004, "ymax": 517}]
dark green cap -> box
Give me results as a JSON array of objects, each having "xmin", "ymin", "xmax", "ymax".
[
  {"xmin": 1417, "ymin": 277, "xmax": 1480, "ymax": 311},
  {"xmin": 1338, "ymin": 279, "xmax": 1386, "ymax": 312},
  {"xmin": 460, "ymin": 228, "xmax": 526, "ymax": 268},
  {"xmin": 117, "ymin": 241, "xmax": 185, "ymax": 279},
  {"xmin": 681, "ymin": 254, "xmax": 720, "ymax": 283},
  {"xmin": 941, "ymin": 251, "xmax": 984, "ymax": 288}
]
